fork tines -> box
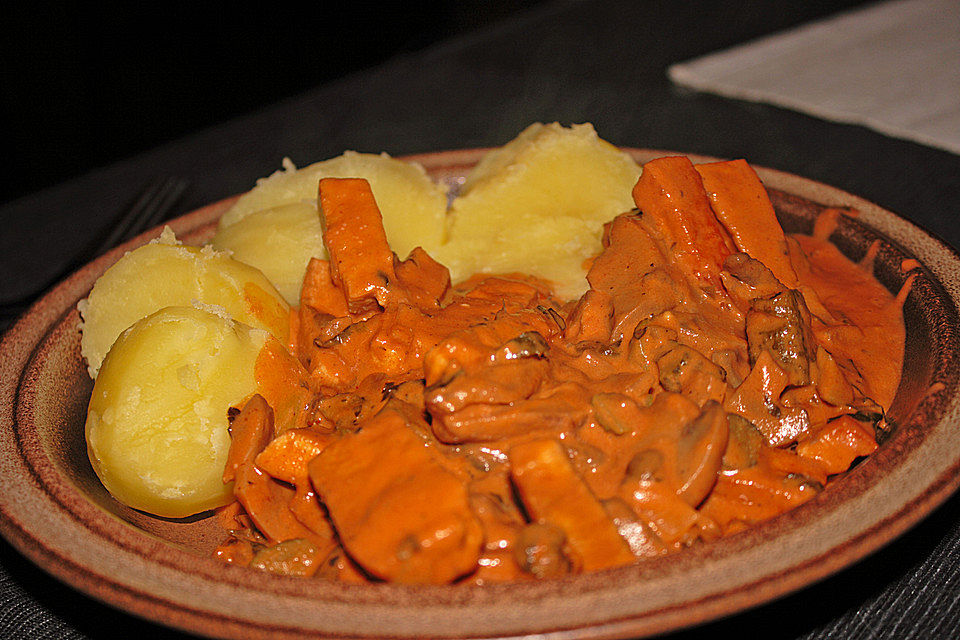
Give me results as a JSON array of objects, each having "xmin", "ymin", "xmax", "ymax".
[{"xmin": 95, "ymin": 176, "xmax": 190, "ymax": 257}]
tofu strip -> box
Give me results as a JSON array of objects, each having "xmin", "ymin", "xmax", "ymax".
[
  {"xmin": 510, "ymin": 439, "xmax": 635, "ymax": 571},
  {"xmin": 308, "ymin": 404, "xmax": 483, "ymax": 583}
]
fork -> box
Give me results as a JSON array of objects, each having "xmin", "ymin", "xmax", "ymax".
[
  {"xmin": 0, "ymin": 175, "xmax": 190, "ymax": 331},
  {"xmin": 91, "ymin": 175, "xmax": 190, "ymax": 258}
]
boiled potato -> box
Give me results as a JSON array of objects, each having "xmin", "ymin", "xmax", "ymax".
[
  {"xmin": 218, "ymin": 151, "xmax": 449, "ymax": 260},
  {"xmin": 86, "ymin": 305, "xmax": 310, "ymax": 518},
  {"xmin": 211, "ymin": 202, "xmax": 324, "ymax": 304},
  {"xmin": 79, "ymin": 228, "xmax": 289, "ymax": 378},
  {"xmin": 433, "ymin": 123, "xmax": 641, "ymax": 300}
]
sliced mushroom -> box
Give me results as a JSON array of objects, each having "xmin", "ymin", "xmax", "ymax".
[
  {"xmin": 514, "ymin": 522, "xmax": 573, "ymax": 579},
  {"xmin": 625, "ymin": 449, "xmax": 665, "ymax": 484},
  {"xmin": 629, "ymin": 322, "xmax": 678, "ymax": 365},
  {"xmin": 675, "ymin": 401, "xmax": 729, "ymax": 507},
  {"xmin": 495, "ymin": 331, "xmax": 549, "ymax": 362},
  {"xmin": 657, "ymin": 345, "xmax": 727, "ymax": 406},
  {"xmin": 591, "ymin": 393, "xmax": 642, "ymax": 435},
  {"xmin": 722, "ymin": 252, "xmax": 785, "ymax": 303},
  {"xmin": 721, "ymin": 414, "xmax": 763, "ymax": 471},
  {"xmin": 746, "ymin": 289, "xmax": 816, "ymax": 387},
  {"xmin": 601, "ymin": 497, "xmax": 668, "ymax": 557},
  {"xmin": 814, "ymin": 346, "xmax": 855, "ymax": 407}
]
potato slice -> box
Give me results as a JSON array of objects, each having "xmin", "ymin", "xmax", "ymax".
[
  {"xmin": 85, "ymin": 306, "xmax": 310, "ymax": 518},
  {"xmin": 433, "ymin": 123, "xmax": 641, "ymax": 301},
  {"xmin": 211, "ymin": 202, "xmax": 324, "ymax": 304},
  {"xmin": 218, "ymin": 151, "xmax": 449, "ymax": 260},
  {"xmin": 79, "ymin": 228, "xmax": 289, "ymax": 378}
]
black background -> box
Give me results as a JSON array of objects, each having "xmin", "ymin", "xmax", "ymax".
[{"xmin": 2, "ymin": 2, "xmax": 547, "ymax": 205}]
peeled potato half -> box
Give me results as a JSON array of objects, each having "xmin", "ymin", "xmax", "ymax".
[
  {"xmin": 212, "ymin": 202, "xmax": 324, "ymax": 305},
  {"xmin": 79, "ymin": 229, "xmax": 289, "ymax": 378},
  {"xmin": 218, "ymin": 151, "xmax": 449, "ymax": 260},
  {"xmin": 433, "ymin": 122, "xmax": 641, "ymax": 300},
  {"xmin": 86, "ymin": 306, "xmax": 309, "ymax": 518}
]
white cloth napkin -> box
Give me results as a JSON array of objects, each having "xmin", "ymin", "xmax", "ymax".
[{"xmin": 668, "ymin": 0, "xmax": 960, "ymax": 155}]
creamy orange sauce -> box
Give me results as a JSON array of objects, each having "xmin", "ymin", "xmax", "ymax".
[
  {"xmin": 811, "ymin": 207, "xmax": 853, "ymax": 242},
  {"xmin": 901, "ymin": 258, "xmax": 922, "ymax": 273},
  {"xmin": 789, "ymin": 234, "xmax": 904, "ymax": 408},
  {"xmin": 860, "ymin": 239, "xmax": 880, "ymax": 273},
  {"xmin": 214, "ymin": 160, "xmax": 905, "ymax": 585}
]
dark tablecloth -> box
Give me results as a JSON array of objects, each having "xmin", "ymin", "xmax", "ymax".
[{"xmin": 2, "ymin": 1, "xmax": 958, "ymax": 637}]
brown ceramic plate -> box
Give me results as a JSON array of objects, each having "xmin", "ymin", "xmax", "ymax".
[{"xmin": 2, "ymin": 149, "xmax": 960, "ymax": 640}]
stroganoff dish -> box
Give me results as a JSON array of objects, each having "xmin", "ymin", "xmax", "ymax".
[{"xmin": 79, "ymin": 124, "xmax": 907, "ymax": 585}]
